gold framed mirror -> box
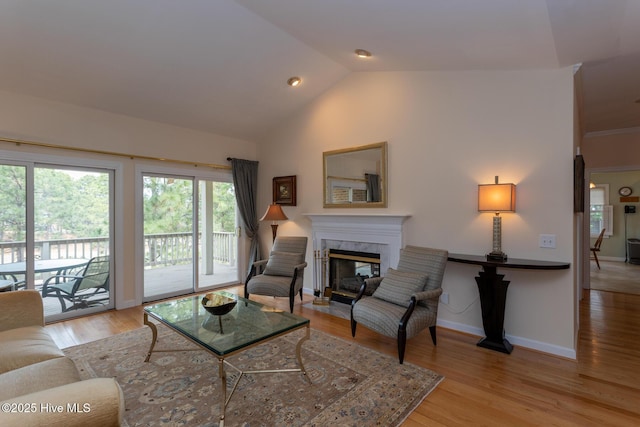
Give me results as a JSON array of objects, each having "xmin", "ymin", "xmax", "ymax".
[{"xmin": 323, "ymin": 141, "xmax": 387, "ymax": 208}]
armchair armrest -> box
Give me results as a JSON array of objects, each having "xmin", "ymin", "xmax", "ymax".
[
  {"xmin": 245, "ymin": 259, "xmax": 269, "ymax": 285},
  {"xmin": 252, "ymin": 259, "xmax": 269, "ymax": 275},
  {"xmin": 293, "ymin": 262, "xmax": 308, "ymax": 272},
  {"xmin": 364, "ymin": 277, "xmax": 383, "ymax": 294},
  {"xmin": 413, "ymin": 288, "xmax": 443, "ymax": 301},
  {"xmin": 0, "ymin": 378, "xmax": 124, "ymax": 427},
  {"xmin": 351, "ymin": 277, "xmax": 384, "ymax": 305},
  {"xmin": 365, "ymin": 276, "xmax": 383, "ymax": 286},
  {"xmin": 0, "ymin": 290, "xmax": 44, "ymax": 332},
  {"xmin": 252, "ymin": 259, "xmax": 268, "ymax": 268}
]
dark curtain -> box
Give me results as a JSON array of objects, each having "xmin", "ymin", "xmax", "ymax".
[
  {"xmin": 366, "ymin": 173, "xmax": 381, "ymax": 202},
  {"xmin": 229, "ymin": 158, "xmax": 261, "ymax": 274}
]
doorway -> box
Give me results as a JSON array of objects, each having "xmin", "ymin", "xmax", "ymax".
[{"xmin": 586, "ymin": 169, "xmax": 640, "ymax": 295}]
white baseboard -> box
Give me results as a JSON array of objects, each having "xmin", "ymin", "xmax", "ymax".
[
  {"xmin": 437, "ymin": 319, "xmax": 576, "ymax": 359},
  {"xmin": 302, "ymin": 287, "xmax": 577, "ymax": 359}
]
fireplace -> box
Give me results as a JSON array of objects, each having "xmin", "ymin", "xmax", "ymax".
[
  {"xmin": 305, "ymin": 213, "xmax": 410, "ymax": 303},
  {"xmin": 329, "ymin": 249, "xmax": 380, "ymax": 303}
]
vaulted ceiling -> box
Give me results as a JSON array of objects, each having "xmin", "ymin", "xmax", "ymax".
[{"xmin": 1, "ymin": 0, "xmax": 638, "ymax": 140}]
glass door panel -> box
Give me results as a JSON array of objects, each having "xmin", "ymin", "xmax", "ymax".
[
  {"xmin": 197, "ymin": 180, "xmax": 238, "ymax": 289},
  {"xmin": 143, "ymin": 175, "xmax": 194, "ymax": 300},
  {"xmin": 34, "ymin": 166, "xmax": 112, "ymax": 319}
]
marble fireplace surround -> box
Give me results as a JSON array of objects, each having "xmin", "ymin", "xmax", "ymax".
[{"xmin": 304, "ymin": 213, "xmax": 411, "ymax": 277}]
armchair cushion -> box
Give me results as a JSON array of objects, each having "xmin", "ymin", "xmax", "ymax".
[
  {"xmin": 352, "ymin": 297, "xmax": 437, "ymax": 339},
  {"xmin": 372, "ymin": 268, "xmax": 428, "ymax": 307},
  {"xmin": 263, "ymin": 251, "xmax": 304, "ymax": 277},
  {"xmin": 245, "ymin": 274, "xmax": 296, "ymax": 297}
]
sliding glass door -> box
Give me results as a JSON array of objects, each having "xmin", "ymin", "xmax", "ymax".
[
  {"xmin": 142, "ymin": 171, "xmax": 238, "ymax": 302},
  {"xmin": 0, "ymin": 161, "xmax": 114, "ymax": 320}
]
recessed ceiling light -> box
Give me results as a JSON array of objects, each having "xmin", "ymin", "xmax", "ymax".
[
  {"xmin": 355, "ymin": 49, "xmax": 372, "ymax": 58},
  {"xmin": 287, "ymin": 77, "xmax": 301, "ymax": 87}
]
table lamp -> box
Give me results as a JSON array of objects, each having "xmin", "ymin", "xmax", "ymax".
[
  {"xmin": 260, "ymin": 204, "xmax": 288, "ymax": 242},
  {"xmin": 478, "ymin": 176, "xmax": 516, "ymax": 261}
]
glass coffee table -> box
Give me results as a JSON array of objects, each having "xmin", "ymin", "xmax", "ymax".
[{"xmin": 143, "ymin": 291, "xmax": 311, "ymax": 426}]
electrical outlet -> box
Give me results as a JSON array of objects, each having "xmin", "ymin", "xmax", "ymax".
[
  {"xmin": 440, "ymin": 292, "xmax": 449, "ymax": 304},
  {"xmin": 539, "ymin": 234, "xmax": 556, "ymax": 248}
]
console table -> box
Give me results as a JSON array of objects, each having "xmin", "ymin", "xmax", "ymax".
[{"xmin": 447, "ymin": 253, "xmax": 570, "ymax": 354}]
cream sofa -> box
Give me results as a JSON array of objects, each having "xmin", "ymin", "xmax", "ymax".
[{"xmin": 0, "ymin": 290, "xmax": 124, "ymax": 426}]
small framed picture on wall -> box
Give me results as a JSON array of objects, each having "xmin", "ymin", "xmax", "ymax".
[{"xmin": 273, "ymin": 175, "xmax": 297, "ymax": 206}]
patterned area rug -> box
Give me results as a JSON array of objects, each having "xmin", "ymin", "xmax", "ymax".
[{"xmin": 64, "ymin": 324, "xmax": 443, "ymax": 426}]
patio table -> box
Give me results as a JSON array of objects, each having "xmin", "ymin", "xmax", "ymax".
[{"xmin": 0, "ymin": 258, "xmax": 89, "ymax": 288}]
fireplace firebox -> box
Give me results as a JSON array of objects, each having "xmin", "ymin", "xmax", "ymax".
[{"xmin": 328, "ymin": 249, "xmax": 380, "ymax": 304}]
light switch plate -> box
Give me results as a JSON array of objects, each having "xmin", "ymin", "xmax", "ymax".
[{"xmin": 539, "ymin": 234, "xmax": 556, "ymax": 248}]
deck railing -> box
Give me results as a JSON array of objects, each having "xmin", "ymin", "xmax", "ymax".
[{"xmin": 0, "ymin": 232, "xmax": 236, "ymax": 267}]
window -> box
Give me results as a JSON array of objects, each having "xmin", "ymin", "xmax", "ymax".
[
  {"xmin": 328, "ymin": 178, "xmax": 368, "ymax": 204},
  {"xmin": 590, "ymin": 184, "xmax": 613, "ymax": 237}
]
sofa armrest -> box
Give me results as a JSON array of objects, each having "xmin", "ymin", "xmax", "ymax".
[
  {"xmin": 0, "ymin": 378, "xmax": 124, "ymax": 427},
  {"xmin": 0, "ymin": 290, "xmax": 44, "ymax": 332}
]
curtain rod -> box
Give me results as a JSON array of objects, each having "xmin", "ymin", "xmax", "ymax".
[{"xmin": 0, "ymin": 136, "xmax": 230, "ymax": 170}]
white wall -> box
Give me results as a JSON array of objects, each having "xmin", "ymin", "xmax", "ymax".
[
  {"xmin": 0, "ymin": 89, "xmax": 257, "ymax": 303},
  {"xmin": 582, "ymin": 129, "xmax": 640, "ymax": 169},
  {"xmin": 258, "ymin": 69, "xmax": 577, "ymax": 356}
]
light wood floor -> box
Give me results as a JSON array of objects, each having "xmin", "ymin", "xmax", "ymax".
[
  {"xmin": 590, "ymin": 260, "xmax": 640, "ymax": 295},
  {"xmin": 46, "ymin": 286, "xmax": 640, "ymax": 426}
]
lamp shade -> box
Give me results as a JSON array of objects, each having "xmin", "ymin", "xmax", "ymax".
[
  {"xmin": 260, "ymin": 204, "xmax": 288, "ymax": 221},
  {"xmin": 478, "ymin": 179, "xmax": 516, "ymax": 213}
]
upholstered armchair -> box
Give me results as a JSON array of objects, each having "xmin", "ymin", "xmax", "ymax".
[
  {"xmin": 351, "ymin": 245, "xmax": 448, "ymax": 364},
  {"xmin": 245, "ymin": 236, "xmax": 308, "ymax": 313}
]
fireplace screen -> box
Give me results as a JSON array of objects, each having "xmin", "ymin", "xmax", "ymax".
[{"xmin": 328, "ymin": 249, "xmax": 380, "ymax": 303}]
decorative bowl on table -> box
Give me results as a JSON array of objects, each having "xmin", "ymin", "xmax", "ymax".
[{"xmin": 201, "ymin": 293, "xmax": 237, "ymax": 316}]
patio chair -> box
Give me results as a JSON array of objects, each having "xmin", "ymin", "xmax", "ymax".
[
  {"xmin": 351, "ymin": 245, "xmax": 448, "ymax": 364},
  {"xmin": 244, "ymin": 236, "xmax": 308, "ymax": 312},
  {"xmin": 41, "ymin": 256, "xmax": 110, "ymax": 312}
]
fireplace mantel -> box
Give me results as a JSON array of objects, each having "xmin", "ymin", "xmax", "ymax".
[
  {"xmin": 304, "ymin": 213, "xmax": 411, "ymax": 226},
  {"xmin": 304, "ymin": 213, "xmax": 411, "ymax": 275}
]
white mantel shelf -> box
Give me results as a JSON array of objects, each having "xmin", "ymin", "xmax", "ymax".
[{"xmin": 304, "ymin": 213, "xmax": 411, "ymax": 224}]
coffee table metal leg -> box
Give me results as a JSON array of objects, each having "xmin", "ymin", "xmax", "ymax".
[
  {"xmin": 216, "ymin": 326, "xmax": 311, "ymax": 423},
  {"xmin": 143, "ymin": 313, "xmax": 158, "ymax": 362},
  {"xmin": 218, "ymin": 357, "xmax": 227, "ymax": 426},
  {"xmin": 296, "ymin": 324, "xmax": 311, "ymax": 384}
]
